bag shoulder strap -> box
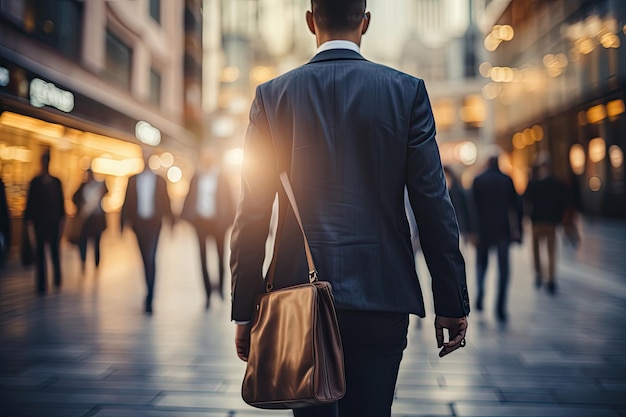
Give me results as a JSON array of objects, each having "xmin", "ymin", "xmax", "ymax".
[{"xmin": 266, "ymin": 172, "xmax": 318, "ymax": 292}]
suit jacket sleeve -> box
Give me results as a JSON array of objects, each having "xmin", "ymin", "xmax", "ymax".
[
  {"xmin": 405, "ymin": 80, "xmax": 470, "ymax": 318},
  {"xmin": 230, "ymin": 86, "xmax": 278, "ymax": 322}
]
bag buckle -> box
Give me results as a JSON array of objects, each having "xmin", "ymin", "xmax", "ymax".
[
  {"xmin": 308, "ymin": 270, "xmax": 318, "ymax": 283},
  {"xmin": 266, "ymin": 282, "xmax": 273, "ymax": 292}
]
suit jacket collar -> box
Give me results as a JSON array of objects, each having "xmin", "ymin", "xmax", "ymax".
[{"xmin": 307, "ymin": 48, "xmax": 366, "ymax": 64}]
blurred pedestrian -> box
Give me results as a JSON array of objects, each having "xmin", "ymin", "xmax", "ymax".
[
  {"xmin": 443, "ymin": 166, "xmax": 471, "ymax": 240},
  {"xmin": 231, "ymin": 1, "xmax": 469, "ymax": 416},
  {"xmin": 471, "ymin": 154, "xmax": 521, "ymax": 321},
  {"xmin": 24, "ymin": 151, "xmax": 65, "ymax": 293},
  {"xmin": 181, "ymin": 148, "xmax": 235, "ymax": 308},
  {"xmin": 523, "ymin": 160, "xmax": 568, "ymax": 293},
  {"xmin": 121, "ymin": 149, "xmax": 173, "ymax": 314},
  {"xmin": 71, "ymin": 168, "xmax": 107, "ymax": 273},
  {"xmin": 0, "ymin": 177, "xmax": 10, "ymax": 266}
]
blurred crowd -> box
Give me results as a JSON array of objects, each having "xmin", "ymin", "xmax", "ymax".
[{"xmin": 0, "ymin": 146, "xmax": 580, "ymax": 319}]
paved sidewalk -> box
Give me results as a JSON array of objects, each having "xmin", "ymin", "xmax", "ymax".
[{"xmin": 0, "ymin": 219, "xmax": 625, "ymax": 417}]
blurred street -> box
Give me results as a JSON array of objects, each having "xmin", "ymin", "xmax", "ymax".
[{"xmin": 0, "ymin": 217, "xmax": 624, "ymax": 417}]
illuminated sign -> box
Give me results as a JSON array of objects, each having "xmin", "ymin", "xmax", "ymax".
[
  {"xmin": 135, "ymin": 120, "xmax": 161, "ymax": 146},
  {"xmin": 29, "ymin": 78, "xmax": 74, "ymax": 113},
  {"xmin": 0, "ymin": 66, "xmax": 9, "ymax": 87}
]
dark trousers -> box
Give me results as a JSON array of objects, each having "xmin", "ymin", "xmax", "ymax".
[
  {"xmin": 194, "ymin": 220, "xmax": 226, "ymax": 299},
  {"xmin": 35, "ymin": 228, "xmax": 62, "ymax": 292},
  {"xmin": 476, "ymin": 240, "xmax": 510, "ymax": 316},
  {"xmin": 78, "ymin": 234, "xmax": 102, "ymax": 268},
  {"xmin": 293, "ymin": 310, "xmax": 409, "ymax": 417},
  {"xmin": 133, "ymin": 222, "xmax": 161, "ymax": 309}
]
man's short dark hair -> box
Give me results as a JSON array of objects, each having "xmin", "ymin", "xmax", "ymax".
[{"xmin": 311, "ymin": 0, "xmax": 366, "ymax": 32}]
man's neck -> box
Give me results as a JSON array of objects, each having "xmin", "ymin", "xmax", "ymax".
[{"xmin": 316, "ymin": 32, "xmax": 362, "ymax": 48}]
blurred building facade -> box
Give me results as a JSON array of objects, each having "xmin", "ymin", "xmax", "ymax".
[
  {"xmin": 484, "ymin": 0, "xmax": 626, "ymax": 218},
  {"xmin": 0, "ymin": 0, "xmax": 202, "ymax": 245}
]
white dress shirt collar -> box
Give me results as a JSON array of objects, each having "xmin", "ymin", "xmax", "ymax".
[{"xmin": 316, "ymin": 40, "xmax": 361, "ymax": 55}]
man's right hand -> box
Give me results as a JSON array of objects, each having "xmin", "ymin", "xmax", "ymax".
[{"xmin": 435, "ymin": 316, "xmax": 468, "ymax": 358}]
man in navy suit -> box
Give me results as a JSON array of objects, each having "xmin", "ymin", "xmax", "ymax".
[
  {"xmin": 230, "ymin": 1, "xmax": 469, "ymax": 416},
  {"xmin": 471, "ymin": 154, "xmax": 521, "ymax": 321},
  {"xmin": 181, "ymin": 148, "xmax": 235, "ymax": 308},
  {"xmin": 122, "ymin": 149, "xmax": 173, "ymax": 314}
]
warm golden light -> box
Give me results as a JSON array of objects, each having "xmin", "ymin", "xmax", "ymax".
[
  {"xmin": 589, "ymin": 176, "xmax": 602, "ymax": 192},
  {"xmin": 588, "ymin": 137, "xmax": 606, "ymax": 163},
  {"xmin": 0, "ymin": 111, "xmax": 64, "ymax": 138},
  {"xmin": 484, "ymin": 33, "xmax": 501, "ymax": 52},
  {"xmin": 586, "ymin": 105, "xmax": 607, "ymax": 124},
  {"xmin": 224, "ymin": 147, "xmax": 244, "ymax": 167},
  {"xmin": 496, "ymin": 25, "xmax": 515, "ymax": 41},
  {"xmin": 609, "ymin": 145, "xmax": 624, "ymax": 168},
  {"xmin": 91, "ymin": 157, "xmax": 143, "ymax": 177},
  {"xmin": 479, "ymin": 62, "xmax": 492, "ymax": 78},
  {"xmin": 0, "ymin": 144, "xmax": 33, "ymax": 162},
  {"xmin": 459, "ymin": 95, "xmax": 486, "ymax": 126},
  {"xmin": 221, "ymin": 66, "xmax": 240, "ymax": 83},
  {"xmin": 432, "ymin": 100, "xmax": 456, "ymax": 130},
  {"xmin": 600, "ymin": 33, "xmax": 620, "ymax": 48},
  {"xmin": 482, "ymin": 82, "xmax": 501, "ymax": 100},
  {"xmin": 512, "ymin": 132, "xmax": 525, "ymax": 150},
  {"xmin": 522, "ymin": 128, "xmax": 534, "ymax": 146},
  {"xmin": 578, "ymin": 111, "xmax": 587, "ymax": 126},
  {"xmin": 148, "ymin": 155, "xmax": 161, "ymax": 171},
  {"xmin": 607, "ymin": 100, "xmax": 625, "ymax": 118},
  {"xmin": 532, "ymin": 125, "xmax": 544, "ymax": 142},
  {"xmin": 160, "ymin": 152, "xmax": 174, "ymax": 168},
  {"xmin": 250, "ymin": 66, "xmax": 276, "ymax": 85},
  {"xmin": 569, "ymin": 144, "xmax": 586, "ymax": 175},
  {"xmin": 454, "ymin": 142, "xmax": 478, "ymax": 166},
  {"xmin": 490, "ymin": 67, "xmax": 515, "ymax": 83},
  {"xmin": 575, "ymin": 38, "xmax": 596, "ymax": 54}
]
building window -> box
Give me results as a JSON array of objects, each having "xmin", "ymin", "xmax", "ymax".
[
  {"xmin": 105, "ymin": 30, "xmax": 132, "ymax": 91},
  {"xmin": 1, "ymin": 0, "xmax": 83, "ymax": 59},
  {"xmin": 149, "ymin": 0, "xmax": 160, "ymax": 24},
  {"xmin": 149, "ymin": 68, "xmax": 161, "ymax": 107}
]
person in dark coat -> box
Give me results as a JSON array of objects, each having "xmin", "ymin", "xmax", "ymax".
[
  {"xmin": 0, "ymin": 177, "xmax": 10, "ymax": 266},
  {"xmin": 24, "ymin": 152, "xmax": 65, "ymax": 293},
  {"xmin": 231, "ymin": 1, "xmax": 469, "ymax": 415},
  {"xmin": 523, "ymin": 160, "xmax": 568, "ymax": 293},
  {"xmin": 181, "ymin": 148, "xmax": 234, "ymax": 308},
  {"xmin": 72, "ymin": 168, "xmax": 107, "ymax": 272},
  {"xmin": 121, "ymin": 150, "xmax": 173, "ymax": 314},
  {"xmin": 471, "ymin": 154, "xmax": 521, "ymax": 321}
]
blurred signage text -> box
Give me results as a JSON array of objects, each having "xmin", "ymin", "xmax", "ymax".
[{"xmin": 29, "ymin": 78, "xmax": 75, "ymax": 113}]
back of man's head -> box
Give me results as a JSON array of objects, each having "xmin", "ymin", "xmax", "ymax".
[{"xmin": 311, "ymin": 0, "xmax": 366, "ymax": 32}]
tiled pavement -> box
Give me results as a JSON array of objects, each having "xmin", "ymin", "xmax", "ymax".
[{"xmin": 0, "ymin": 218, "xmax": 625, "ymax": 417}]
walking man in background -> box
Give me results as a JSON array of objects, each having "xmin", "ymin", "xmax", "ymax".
[
  {"xmin": 471, "ymin": 154, "xmax": 521, "ymax": 322},
  {"xmin": 24, "ymin": 151, "xmax": 65, "ymax": 293},
  {"xmin": 181, "ymin": 147, "xmax": 235, "ymax": 308},
  {"xmin": 523, "ymin": 159, "xmax": 568, "ymax": 293},
  {"xmin": 122, "ymin": 149, "xmax": 173, "ymax": 314},
  {"xmin": 230, "ymin": 1, "xmax": 469, "ymax": 416}
]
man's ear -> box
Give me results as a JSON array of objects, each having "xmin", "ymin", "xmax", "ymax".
[
  {"xmin": 306, "ymin": 11, "xmax": 316, "ymax": 35},
  {"xmin": 362, "ymin": 12, "xmax": 371, "ymax": 35}
]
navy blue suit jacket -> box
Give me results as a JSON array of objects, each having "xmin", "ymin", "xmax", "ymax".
[{"xmin": 230, "ymin": 49, "xmax": 470, "ymax": 322}]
